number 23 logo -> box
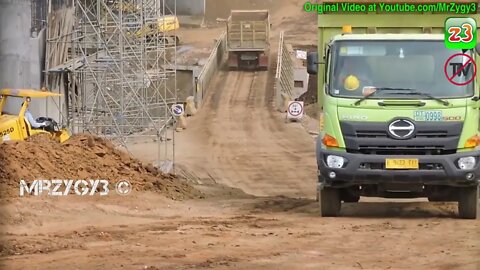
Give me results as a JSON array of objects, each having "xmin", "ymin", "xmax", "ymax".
[{"xmin": 448, "ymin": 23, "xmax": 473, "ymax": 43}]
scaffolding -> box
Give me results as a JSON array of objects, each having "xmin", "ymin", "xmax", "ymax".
[{"xmin": 44, "ymin": 0, "xmax": 177, "ymax": 172}]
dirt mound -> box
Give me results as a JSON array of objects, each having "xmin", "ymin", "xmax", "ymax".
[{"xmin": 0, "ymin": 134, "xmax": 200, "ymax": 200}]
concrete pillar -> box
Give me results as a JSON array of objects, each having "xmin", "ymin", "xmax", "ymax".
[
  {"xmin": 0, "ymin": 0, "xmax": 43, "ymax": 115},
  {"xmin": 0, "ymin": 0, "xmax": 32, "ymax": 89}
]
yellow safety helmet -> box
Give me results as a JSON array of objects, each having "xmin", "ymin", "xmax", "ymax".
[{"xmin": 344, "ymin": 75, "xmax": 360, "ymax": 91}]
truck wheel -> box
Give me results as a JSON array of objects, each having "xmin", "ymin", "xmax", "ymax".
[
  {"xmin": 319, "ymin": 187, "xmax": 341, "ymax": 217},
  {"xmin": 458, "ymin": 185, "xmax": 479, "ymax": 219}
]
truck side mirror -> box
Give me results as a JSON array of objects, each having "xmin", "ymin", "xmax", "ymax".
[
  {"xmin": 476, "ymin": 44, "xmax": 480, "ymax": 55},
  {"xmin": 307, "ymin": 52, "xmax": 319, "ymax": 75}
]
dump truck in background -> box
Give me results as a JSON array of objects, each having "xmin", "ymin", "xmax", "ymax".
[
  {"xmin": 307, "ymin": 11, "xmax": 480, "ymax": 219},
  {"xmin": 226, "ymin": 10, "xmax": 270, "ymax": 70}
]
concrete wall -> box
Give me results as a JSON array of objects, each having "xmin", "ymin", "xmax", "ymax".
[
  {"xmin": 275, "ymin": 32, "xmax": 294, "ymax": 112},
  {"xmin": 165, "ymin": 0, "xmax": 205, "ymax": 16},
  {"xmin": 0, "ymin": 0, "xmax": 32, "ymax": 112},
  {"xmin": 0, "ymin": 0, "xmax": 31, "ymax": 89},
  {"xmin": 293, "ymin": 67, "xmax": 309, "ymax": 99},
  {"xmin": 195, "ymin": 31, "xmax": 226, "ymax": 108},
  {"xmin": 0, "ymin": 0, "xmax": 48, "ymax": 119},
  {"xmin": 166, "ymin": 70, "xmax": 195, "ymax": 102}
]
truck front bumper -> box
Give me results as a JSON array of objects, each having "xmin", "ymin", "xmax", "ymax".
[{"xmin": 318, "ymin": 149, "xmax": 480, "ymax": 187}]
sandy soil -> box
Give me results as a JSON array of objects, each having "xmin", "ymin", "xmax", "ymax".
[
  {"xmin": 0, "ymin": 134, "xmax": 198, "ymax": 200},
  {"xmin": 2, "ymin": 190, "xmax": 479, "ymax": 270},
  {"xmin": 1, "ymin": 0, "xmax": 479, "ymax": 269}
]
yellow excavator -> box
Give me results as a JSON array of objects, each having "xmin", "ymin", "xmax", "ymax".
[
  {"xmin": 131, "ymin": 15, "xmax": 181, "ymax": 45},
  {"xmin": 0, "ymin": 88, "xmax": 70, "ymax": 143},
  {"xmin": 105, "ymin": 1, "xmax": 180, "ymax": 45}
]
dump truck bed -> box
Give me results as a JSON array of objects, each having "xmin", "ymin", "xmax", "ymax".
[{"xmin": 227, "ymin": 10, "xmax": 270, "ymax": 52}]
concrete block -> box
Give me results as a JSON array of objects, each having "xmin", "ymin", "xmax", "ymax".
[
  {"xmin": 185, "ymin": 96, "xmax": 197, "ymax": 116},
  {"xmin": 177, "ymin": 115, "xmax": 187, "ymax": 129}
]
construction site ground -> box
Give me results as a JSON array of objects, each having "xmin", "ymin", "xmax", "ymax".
[{"xmin": 1, "ymin": 0, "xmax": 479, "ymax": 269}]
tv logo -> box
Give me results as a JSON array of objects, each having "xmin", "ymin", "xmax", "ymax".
[{"xmin": 445, "ymin": 17, "xmax": 477, "ymax": 50}]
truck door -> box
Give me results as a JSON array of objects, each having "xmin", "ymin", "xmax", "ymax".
[{"xmin": 322, "ymin": 44, "xmax": 331, "ymax": 110}]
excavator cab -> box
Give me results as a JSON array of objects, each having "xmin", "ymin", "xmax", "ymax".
[{"xmin": 0, "ymin": 88, "xmax": 70, "ymax": 143}]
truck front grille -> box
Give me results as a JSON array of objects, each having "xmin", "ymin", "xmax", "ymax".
[
  {"xmin": 340, "ymin": 121, "xmax": 463, "ymax": 155},
  {"xmin": 356, "ymin": 130, "xmax": 449, "ymax": 138},
  {"xmin": 349, "ymin": 147, "xmax": 457, "ymax": 155}
]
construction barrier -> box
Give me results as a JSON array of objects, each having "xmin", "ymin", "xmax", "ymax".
[
  {"xmin": 195, "ymin": 31, "xmax": 227, "ymax": 108},
  {"xmin": 185, "ymin": 96, "xmax": 197, "ymax": 116},
  {"xmin": 274, "ymin": 31, "xmax": 294, "ymax": 112},
  {"xmin": 176, "ymin": 115, "xmax": 188, "ymax": 131}
]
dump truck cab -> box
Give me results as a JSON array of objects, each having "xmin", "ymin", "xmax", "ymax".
[
  {"xmin": 308, "ymin": 13, "xmax": 480, "ymax": 219},
  {"xmin": 0, "ymin": 89, "xmax": 70, "ymax": 143}
]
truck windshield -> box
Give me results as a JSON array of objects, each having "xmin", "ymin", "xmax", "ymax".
[{"xmin": 329, "ymin": 41, "xmax": 474, "ymax": 99}]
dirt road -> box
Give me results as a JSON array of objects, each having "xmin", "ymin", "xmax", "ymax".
[
  {"xmin": 173, "ymin": 67, "xmax": 317, "ymax": 198},
  {"xmin": 2, "ymin": 190, "xmax": 479, "ymax": 270}
]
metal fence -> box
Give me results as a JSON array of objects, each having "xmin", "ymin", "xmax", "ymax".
[
  {"xmin": 195, "ymin": 31, "xmax": 227, "ymax": 108},
  {"xmin": 274, "ymin": 31, "xmax": 294, "ymax": 112}
]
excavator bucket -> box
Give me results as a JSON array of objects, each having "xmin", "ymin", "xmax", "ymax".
[
  {"xmin": 42, "ymin": 124, "xmax": 70, "ymax": 143},
  {"xmin": 56, "ymin": 129, "xmax": 71, "ymax": 143}
]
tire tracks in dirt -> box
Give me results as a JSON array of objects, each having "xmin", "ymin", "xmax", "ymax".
[{"xmin": 177, "ymin": 55, "xmax": 317, "ymax": 198}]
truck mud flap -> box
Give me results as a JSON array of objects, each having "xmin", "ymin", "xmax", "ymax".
[
  {"xmin": 228, "ymin": 53, "xmax": 238, "ymax": 69},
  {"xmin": 258, "ymin": 53, "xmax": 269, "ymax": 70}
]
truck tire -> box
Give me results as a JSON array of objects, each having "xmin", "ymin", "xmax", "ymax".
[
  {"xmin": 458, "ymin": 185, "xmax": 479, "ymax": 219},
  {"xmin": 319, "ymin": 187, "xmax": 341, "ymax": 217}
]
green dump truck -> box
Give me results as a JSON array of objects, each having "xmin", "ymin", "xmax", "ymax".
[{"xmin": 307, "ymin": 11, "xmax": 480, "ymax": 219}]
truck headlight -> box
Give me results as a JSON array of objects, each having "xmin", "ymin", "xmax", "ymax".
[
  {"xmin": 326, "ymin": 155, "xmax": 346, "ymax": 168},
  {"xmin": 457, "ymin": 157, "xmax": 476, "ymax": 170}
]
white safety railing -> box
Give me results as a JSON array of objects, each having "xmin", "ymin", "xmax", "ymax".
[
  {"xmin": 274, "ymin": 31, "xmax": 294, "ymax": 112},
  {"xmin": 195, "ymin": 31, "xmax": 227, "ymax": 108}
]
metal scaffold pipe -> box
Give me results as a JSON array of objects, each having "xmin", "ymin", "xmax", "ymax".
[{"xmin": 43, "ymin": 0, "xmax": 178, "ymax": 173}]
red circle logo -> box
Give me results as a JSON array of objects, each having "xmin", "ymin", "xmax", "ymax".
[{"xmin": 443, "ymin": 53, "xmax": 477, "ymax": 86}]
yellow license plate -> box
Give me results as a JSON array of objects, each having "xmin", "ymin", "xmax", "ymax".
[{"xmin": 385, "ymin": 159, "xmax": 419, "ymax": 169}]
